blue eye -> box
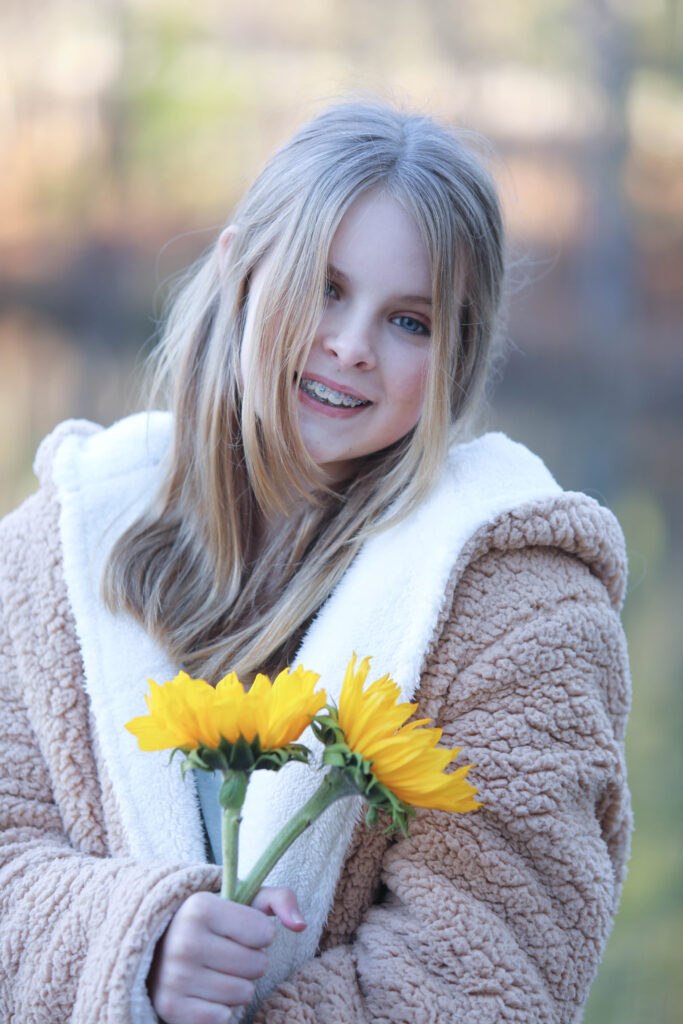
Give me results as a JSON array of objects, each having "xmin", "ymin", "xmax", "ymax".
[
  {"xmin": 324, "ymin": 279, "xmax": 340, "ymax": 300},
  {"xmin": 392, "ymin": 315, "xmax": 430, "ymax": 337}
]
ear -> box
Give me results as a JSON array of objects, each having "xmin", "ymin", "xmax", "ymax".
[{"xmin": 218, "ymin": 225, "xmax": 239, "ymax": 274}]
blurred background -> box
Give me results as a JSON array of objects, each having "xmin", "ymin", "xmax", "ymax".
[{"xmin": 1, "ymin": 0, "xmax": 681, "ymax": 1018}]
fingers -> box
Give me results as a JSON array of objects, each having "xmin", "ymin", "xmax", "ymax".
[
  {"xmin": 148, "ymin": 890, "xmax": 307, "ymax": 1024},
  {"xmin": 252, "ymin": 886, "xmax": 307, "ymax": 932},
  {"xmin": 181, "ymin": 891, "xmax": 278, "ymax": 947},
  {"xmin": 149, "ymin": 894, "xmax": 272, "ymax": 1023},
  {"xmin": 154, "ymin": 991, "xmax": 249, "ymax": 1024},
  {"xmin": 168, "ymin": 927, "xmax": 268, "ymax": 980},
  {"xmin": 161, "ymin": 958, "xmax": 258, "ymax": 1005}
]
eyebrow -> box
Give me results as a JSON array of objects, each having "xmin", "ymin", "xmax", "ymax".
[{"xmin": 327, "ymin": 263, "xmax": 432, "ymax": 306}]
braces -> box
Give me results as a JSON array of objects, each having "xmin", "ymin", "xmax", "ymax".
[{"xmin": 299, "ymin": 378, "xmax": 369, "ymax": 408}]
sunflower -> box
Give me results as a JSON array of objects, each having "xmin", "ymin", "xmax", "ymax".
[
  {"xmin": 125, "ymin": 665, "xmax": 326, "ymax": 772},
  {"xmin": 312, "ymin": 654, "xmax": 480, "ymax": 834},
  {"xmin": 125, "ymin": 664, "xmax": 326, "ymax": 901}
]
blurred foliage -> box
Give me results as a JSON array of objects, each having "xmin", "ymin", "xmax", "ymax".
[
  {"xmin": 587, "ymin": 488, "xmax": 683, "ymax": 1021},
  {"xmin": 1, "ymin": 1, "xmax": 682, "ymax": 1021}
]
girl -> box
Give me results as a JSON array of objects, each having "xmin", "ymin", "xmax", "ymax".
[{"xmin": 0, "ymin": 101, "xmax": 631, "ymax": 1024}]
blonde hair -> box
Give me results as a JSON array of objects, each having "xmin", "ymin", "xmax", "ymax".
[{"xmin": 103, "ymin": 100, "xmax": 505, "ymax": 681}]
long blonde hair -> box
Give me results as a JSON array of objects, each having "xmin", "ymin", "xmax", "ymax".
[{"xmin": 103, "ymin": 100, "xmax": 505, "ymax": 680}]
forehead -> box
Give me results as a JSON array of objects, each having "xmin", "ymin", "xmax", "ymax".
[{"xmin": 328, "ymin": 191, "xmax": 432, "ymax": 294}]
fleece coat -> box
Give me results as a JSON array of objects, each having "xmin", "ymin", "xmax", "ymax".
[{"xmin": 0, "ymin": 415, "xmax": 632, "ymax": 1024}]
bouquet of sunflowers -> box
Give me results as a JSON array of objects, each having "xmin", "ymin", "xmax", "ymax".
[{"xmin": 126, "ymin": 653, "xmax": 480, "ymax": 904}]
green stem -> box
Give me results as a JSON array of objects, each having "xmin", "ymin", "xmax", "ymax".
[
  {"xmin": 221, "ymin": 802, "xmax": 242, "ymax": 900},
  {"xmin": 235, "ymin": 768, "xmax": 358, "ymax": 906},
  {"xmin": 219, "ymin": 770, "xmax": 248, "ymax": 901}
]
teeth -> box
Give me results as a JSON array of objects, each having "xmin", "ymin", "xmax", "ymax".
[{"xmin": 299, "ymin": 378, "xmax": 368, "ymax": 408}]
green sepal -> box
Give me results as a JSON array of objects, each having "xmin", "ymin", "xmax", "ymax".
[
  {"xmin": 322, "ymin": 748, "xmax": 349, "ymax": 768},
  {"xmin": 364, "ymin": 789, "xmax": 416, "ymax": 838},
  {"xmin": 228, "ymin": 734, "xmax": 259, "ymax": 772},
  {"xmin": 174, "ymin": 736, "xmax": 313, "ymax": 781},
  {"xmin": 252, "ymin": 742, "xmax": 311, "ymax": 772},
  {"xmin": 314, "ymin": 705, "xmax": 416, "ymax": 839},
  {"xmin": 218, "ymin": 770, "xmax": 248, "ymax": 810},
  {"xmin": 310, "ymin": 711, "xmax": 345, "ymax": 748},
  {"xmin": 178, "ymin": 747, "xmax": 217, "ymax": 778}
]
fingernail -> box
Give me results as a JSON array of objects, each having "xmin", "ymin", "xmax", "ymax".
[{"xmin": 291, "ymin": 910, "xmax": 305, "ymax": 926}]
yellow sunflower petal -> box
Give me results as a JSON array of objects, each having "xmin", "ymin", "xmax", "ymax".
[
  {"xmin": 214, "ymin": 672, "xmax": 244, "ymax": 697},
  {"xmin": 126, "ymin": 665, "xmax": 326, "ymax": 756},
  {"xmin": 126, "ymin": 672, "xmax": 223, "ymax": 750},
  {"xmin": 240, "ymin": 673, "xmax": 272, "ymax": 744},
  {"xmin": 338, "ymin": 657, "xmax": 416, "ymax": 751},
  {"xmin": 261, "ymin": 665, "xmax": 325, "ymax": 749},
  {"xmin": 125, "ymin": 713, "xmax": 188, "ymax": 751},
  {"xmin": 208, "ymin": 691, "xmax": 242, "ymax": 745},
  {"xmin": 335, "ymin": 654, "xmax": 480, "ymax": 814}
]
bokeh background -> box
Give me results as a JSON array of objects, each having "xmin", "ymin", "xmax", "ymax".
[{"xmin": 1, "ymin": 1, "xmax": 681, "ymax": 1019}]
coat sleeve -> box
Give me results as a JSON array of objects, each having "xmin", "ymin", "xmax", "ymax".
[
  {"xmin": 254, "ymin": 543, "xmax": 632, "ymax": 1024},
  {"xmin": 0, "ymin": 492, "xmax": 223, "ymax": 1024}
]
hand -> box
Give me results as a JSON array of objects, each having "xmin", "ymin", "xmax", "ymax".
[{"xmin": 148, "ymin": 887, "xmax": 306, "ymax": 1024}]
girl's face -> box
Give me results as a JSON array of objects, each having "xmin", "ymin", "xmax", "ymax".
[{"xmin": 241, "ymin": 190, "xmax": 433, "ymax": 483}]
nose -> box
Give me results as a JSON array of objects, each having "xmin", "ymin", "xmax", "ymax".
[{"xmin": 320, "ymin": 311, "xmax": 377, "ymax": 370}]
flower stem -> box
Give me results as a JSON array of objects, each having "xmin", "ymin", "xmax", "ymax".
[
  {"xmin": 221, "ymin": 802, "xmax": 242, "ymax": 900},
  {"xmin": 235, "ymin": 768, "xmax": 358, "ymax": 906},
  {"xmin": 219, "ymin": 770, "xmax": 248, "ymax": 901}
]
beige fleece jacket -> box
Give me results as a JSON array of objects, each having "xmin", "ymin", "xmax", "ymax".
[{"xmin": 0, "ymin": 440, "xmax": 631, "ymax": 1023}]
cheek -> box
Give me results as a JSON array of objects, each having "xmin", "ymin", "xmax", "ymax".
[{"xmin": 393, "ymin": 352, "xmax": 430, "ymax": 424}]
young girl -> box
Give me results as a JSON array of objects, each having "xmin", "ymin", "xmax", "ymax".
[{"xmin": 0, "ymin": 101, "xmax": 631, "ymax": 1024}]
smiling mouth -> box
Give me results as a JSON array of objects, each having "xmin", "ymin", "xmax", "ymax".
[{"xmin": 298, "ymin": 377, "xmax": 370, "ymax": 408}]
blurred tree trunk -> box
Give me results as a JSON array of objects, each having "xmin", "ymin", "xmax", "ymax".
[{"xmin": 574, "ymin": 0, "xmax": 638, "ymax": 496}]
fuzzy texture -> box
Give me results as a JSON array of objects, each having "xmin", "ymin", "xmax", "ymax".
[
  {"xmin": 0, "ymin": 423, "xmax": 631, "ymax": 1023},
  {"xmin": 255, "ymin": 521, "xmax": 631, "ymax": 1024},
  {"xmin": 46, "ymin": 413, "xmax": 569, "ymax": 1007},
  {"xmin": 0, "ymin": 471, "xmax": 224, "ymax": 1023}
]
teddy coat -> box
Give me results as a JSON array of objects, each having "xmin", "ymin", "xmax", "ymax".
[{"xmin": 0, "ymin": 415, "xmax": 632, "ymax": 1023}]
